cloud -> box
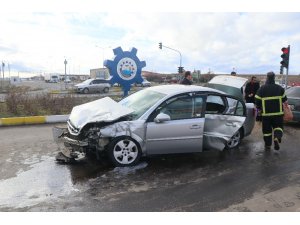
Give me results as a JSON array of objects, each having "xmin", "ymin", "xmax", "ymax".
[{"xmin": 0, "ymin": 12, "xmax": 300, "ymax": 76}]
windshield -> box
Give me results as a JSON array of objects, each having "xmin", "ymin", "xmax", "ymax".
[
  {"xmin": 80, "ymin": 79, "xmax": 93, "ymax": 84},
  {"xmin": 119, "ymin": 89, "xmax": 166, "ymax": 119},
  {"xmin": 286, "ymin": 87, "xmax": 300, "ymax": 98}
]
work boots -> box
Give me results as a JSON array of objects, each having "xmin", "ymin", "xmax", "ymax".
[{"xmin": 274, "ymin": 138, "xmax": 280, "ymax": 150}]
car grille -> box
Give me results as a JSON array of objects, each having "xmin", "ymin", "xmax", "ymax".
[{"xmin": 63, "ymin": 136, "xmax": 88, "ymax": 147}]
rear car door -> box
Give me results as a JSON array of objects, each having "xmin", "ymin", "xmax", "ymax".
[
  {"xmin": 146, "ymin": 93, "xmax": 205, "ymax": 155},
  {"xmin": 89, "ymin": 80, "xmax": 97, "ymax": 93},
  {"xmin": 203, "ymin": 94, "xmax": 246, "ymax": 151}
]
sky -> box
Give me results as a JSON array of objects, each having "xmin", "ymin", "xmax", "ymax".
[{"xmin": 1, "ymin": 1, "xmax": 300, "ymax": 77}]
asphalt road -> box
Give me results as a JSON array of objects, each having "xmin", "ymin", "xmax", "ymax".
[{"xmin": 0, "ymin": 122, "xmax": 300, "ymax": 211}]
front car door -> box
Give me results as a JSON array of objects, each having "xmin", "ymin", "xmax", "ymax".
[
  {"xmin": 203, "ymin": 94, "xmax": 246, "ymax": 151},
  {"xmin": 145, "ymin": 93, "xmax": 205, "ymax": 155}
]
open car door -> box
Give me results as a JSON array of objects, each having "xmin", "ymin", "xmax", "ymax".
[{"xmin": 203, "ymin": 93, "xmax": 247, "ymax": 151}]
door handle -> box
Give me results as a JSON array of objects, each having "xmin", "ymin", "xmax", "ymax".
[
  {"xmin": 225, "ymin": 122, "xmax": 236, "ymax": 127},
  {"xmin": 190, "ymin": 124, "xmax": 202, "ymax": 129}
]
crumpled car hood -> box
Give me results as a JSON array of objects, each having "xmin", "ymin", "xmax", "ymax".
[{"xmin": 68, "ymin": 97, "xmax": 134, "ymax": 131}]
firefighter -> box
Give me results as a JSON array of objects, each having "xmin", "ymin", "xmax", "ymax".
[{"xmin": 255, "ymin": 72, "xmax": 287, "ymax": 151}]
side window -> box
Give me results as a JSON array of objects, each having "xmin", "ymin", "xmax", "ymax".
[
  {"xmin": 236, "ymin": 101, "xmax": 245, "ymax": 116},
  {"xmin": 205, "ymin": 95, "xmax": 225, "ymax": 114},
  {"xmin": 157, "ymin": 95, "xmax": 193, "ymax": 120},
  {"xmin": 194, "ymin": 95, "xmax": 204, "ymax": 118},
  {"xmin": 225, "ymin": 97, "xmax": 238, "ymax": 115}
]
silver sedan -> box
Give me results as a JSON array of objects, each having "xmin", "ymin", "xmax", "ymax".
[{"xmin": 54, "ymin": 84, "xmax": 255, "ymax": 167}]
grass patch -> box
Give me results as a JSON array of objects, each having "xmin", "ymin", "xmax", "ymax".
[{"xmin": 0, "ymin": 86, "xmax": 105, "ymax": 117}]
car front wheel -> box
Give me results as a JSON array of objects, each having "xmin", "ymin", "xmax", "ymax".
[
  {"xmin": 108, "ymin": 136, "xmax": 141, "ymax": 167},
  {"xmin": 226, "ymin": 129, "xmax": 242, "ymax": 149},
  {"xmin": 83, "ymin": 88, "xmax": 89, "ymax": 94}
]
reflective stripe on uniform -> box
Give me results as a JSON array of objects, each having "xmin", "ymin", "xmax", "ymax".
[
  {"xmin": 263, "ymin": 133, "xmax": 272, "ymax": 137},
  {"xmin": 274, "ymin": 127, "xmax": 283, "ymax": 133},
  {"xmin": 261, "ymin": 95, "xmax": 283, "ymax": 116},
  {"xmin": 255, "ymin": 95, "xmax": 262, "ymax": 100},
  {"xmin": 261, "ymin": 112, "xmax": 284, "ymax": 116}
]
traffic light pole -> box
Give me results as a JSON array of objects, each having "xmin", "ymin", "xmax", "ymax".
[
  {"xmin": 284, "ymin": 45, "xmax": 290, "ymax": 90},
  {"xmin": 285, "ymin": 66, "xmax": 289, "ymax": 90},
  {"xmin": 160, "ymin": 44, "xmax": 182, "ymax": 72},
  {"xmin": 281, "ymin": 45, "xmax": 290, "ymax": 90}
]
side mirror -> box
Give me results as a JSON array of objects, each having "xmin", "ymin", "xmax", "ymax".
[{"xmin": 154, "ymin": 113, "xmax": 171, "ymax": 123}]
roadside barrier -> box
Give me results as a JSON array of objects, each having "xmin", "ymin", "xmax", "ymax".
[{"xmin": 0, "ymin": 115, "xmax": 69, "ymax": 126}]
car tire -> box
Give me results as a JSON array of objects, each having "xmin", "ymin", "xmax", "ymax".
[
  {"xmin": 83, "ymin": 88, "xmax": 89, "ymax": 94},
  {"xmin": 103, "ymin": 87, "xmax": 109, "ymax": 93},
  {"xmin": 107, "ymin": 136, "xmax": 141, "ymax": 167},
  {"xmin": 226, "ymin": 129, "xmax": 242, "ymax": 149}
]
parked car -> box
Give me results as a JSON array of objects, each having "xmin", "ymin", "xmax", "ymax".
[
  {"xmin": 53, "ymin": 84, "xmax": 256, "ymax": 167},
  {"xmin": 285, "ymin": 86, "xmax": 300, "ymax": 122},
  {"xmin": 206, "ymin": 75, "xmax": 256, "ymax": 145},
  {"xmin": 75, "ymin": 78, "xmax": 110, "ymax": 94},
  {"xmin": 135, "ymin": 79, "xmax": 151, "ymax": 87},
  {"xmin": 64, "ymin": 76, "xmax": 71, "ymax": 83}
]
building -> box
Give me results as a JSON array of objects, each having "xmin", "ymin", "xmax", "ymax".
[{"xmin": 90, "ymin": 68, "xmax": 110, "ymax": 79}]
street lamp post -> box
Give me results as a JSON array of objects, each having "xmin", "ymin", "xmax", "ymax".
[
  {"xmin": 64, "ymin": 59, "xmax": 67, "ymax": 89},
  {"xmin": 1, "ymin": 61, "xmax": 5, "ymax": 90},
  {"xmin": 96, "ymin": 45, "xmax": 111, "ymax": 68}
]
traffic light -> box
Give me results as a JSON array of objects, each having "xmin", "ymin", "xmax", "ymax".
[
  {"xmin": 280, "ymin": 65, "xmax": 284, "ymax": 75},
  {"xmin": 280, "ymin": 46, "xmax": 290, "ymax": 68},
  {"xmin": 178, "ymin": 66, "xmax": 184, "ymax": 73},
  {"xmin": 159, "ymin": 42, "xmax": 162, "ymax": 49}
]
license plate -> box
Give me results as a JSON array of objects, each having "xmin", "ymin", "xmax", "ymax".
[{"xmin": 289, "ymin": 104, "xmax": 295, "ymax": 111}]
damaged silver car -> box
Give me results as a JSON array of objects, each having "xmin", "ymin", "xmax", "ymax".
[{"xmin": 53, "ymin": 84, "xmax": 255, "ymax": 167}]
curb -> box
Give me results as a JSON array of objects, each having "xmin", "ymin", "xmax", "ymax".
[{"xmin": 0, "ymin": 115, "xmax": 69, "ymax": 126}]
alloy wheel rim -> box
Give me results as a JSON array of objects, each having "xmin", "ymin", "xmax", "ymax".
[
  {"xmin": 113, "ymin": 139, "xmax": 138, "ymax": 165},
  {"xmin": 227, "ymin": 131, "xmax": 240, "ymax": 148}
]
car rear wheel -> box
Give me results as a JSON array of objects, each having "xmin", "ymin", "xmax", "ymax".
[
  {"xmin": 103, "ymin": 87, "xmax": 109, "ymax": 93},
  {"xmin": 108, "ymin": 136, "xmax": 141, "ymax": 167},
  {"xmin": 226, "ymin": 129, "xmax": 242, "ymax": 149},
  {"xmin": 83, "ymin": 88, "xmax": 89, "ymax": 94}
]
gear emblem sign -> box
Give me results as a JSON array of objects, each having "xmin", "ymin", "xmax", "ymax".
[{"xmin": 104, "ymin": 47, "xmax": 146, "ymax": 96}]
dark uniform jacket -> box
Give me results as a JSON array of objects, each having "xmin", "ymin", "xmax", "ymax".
[
  {"xmin": 245, "ymin": 81, "xmax": 260, "ymax": 103},
  {"xmin": 255, "ymin": 82, "xmax": 287, "ymax": 116},
  {"xmin": 180, "ymin": 78, "xmax": 193, "ymax": 85}
]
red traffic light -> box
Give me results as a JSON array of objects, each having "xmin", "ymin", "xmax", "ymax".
[{"xmin": 281, "ymin": 47, "xmax": 289, "ymax": 54}]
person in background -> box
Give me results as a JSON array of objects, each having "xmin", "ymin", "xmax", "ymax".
[
  {"xmin": 245, "ymin": 76, "xmax": 260, "ymax": 103},
  {"xmin": 180, "ymin": 71, "xmax": 193, "ymax": 85},
  {"xmin": 255, "ymin": 72, "xmax": 287, "ymax": 151}
]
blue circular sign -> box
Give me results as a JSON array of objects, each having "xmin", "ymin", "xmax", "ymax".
[{"xmin": 104, "ymin": 47, "xmax": 146, "ymax": 96}]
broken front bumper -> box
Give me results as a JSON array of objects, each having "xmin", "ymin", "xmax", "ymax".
[{"xmin": 52, "ymin": 126, "xmax": 87, "ymax": 162}]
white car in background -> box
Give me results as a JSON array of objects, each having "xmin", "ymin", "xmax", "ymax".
[
  {"xmin": 75, "ymin": 78, "xmax": 110, "ymax": 94},
  {"xmin": 135, "ymin": 79, "xmax": 151, "ymax": 87}
]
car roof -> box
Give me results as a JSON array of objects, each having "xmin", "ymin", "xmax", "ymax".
[{"xmin": 148, "ymin": 84, "xmax": 225, "ymax": 95}]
